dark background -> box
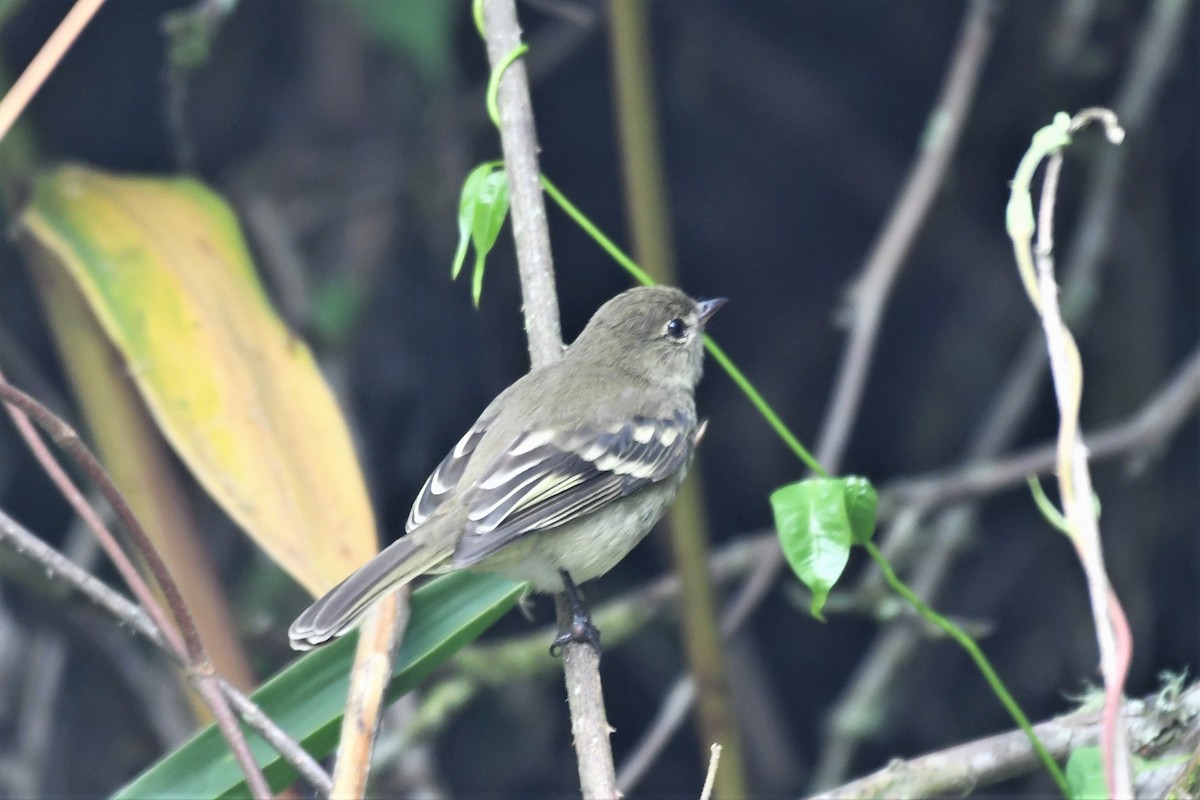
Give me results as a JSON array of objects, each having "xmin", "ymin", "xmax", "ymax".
[{"xmin": 0, "ymin": 1, "xmax": 1196, "ymax": 796}]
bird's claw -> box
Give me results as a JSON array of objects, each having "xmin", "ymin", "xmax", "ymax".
[{"xmin": 549, "ymin": 612, "xmax": 602, "ymax": 657}]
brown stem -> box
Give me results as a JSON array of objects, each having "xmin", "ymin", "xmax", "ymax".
[
  {"xmin": 481, "ymin": 1, "xmax": 617, "ymax": 796},
  {"xmin": 0, "ymin": 375, "xmax": 273, "ymax": 800},
  {"xmin": 809, "ymin": 679, "xmax": 1200, "ymax": 799},
  {"xmin": 0, "ymin": 378, "xmax": 185, "ymax": 656},
  {"xmin": 0, "ymin": 505, "xmax": 333, "ymax": 794},
  {"xmin": 0, "ymin": 0, "xmax": 108, "ymax": 144},
  {"xmin": 482, "ymin": 0, "xmax": 563, "ymax": 370}
]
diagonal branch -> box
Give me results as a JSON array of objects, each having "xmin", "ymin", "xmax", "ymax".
[
  {"xmin": 0, "ymin": 505, "xmax": 332, "ymax": 795},
  {"xmin": 0, "ymin": 372, "xmax": 273, "ymax": 799}
]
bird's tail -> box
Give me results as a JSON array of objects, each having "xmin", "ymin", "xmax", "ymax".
[{"xmin": 288, "ymin": 531, "xmax": 453, "ymax": 650}]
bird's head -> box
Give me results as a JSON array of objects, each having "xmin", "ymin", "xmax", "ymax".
[{"xmin": 569, "ymin": 286, "xmax": 726, "ymax": 390}]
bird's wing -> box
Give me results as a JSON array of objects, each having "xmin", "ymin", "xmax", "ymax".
[
  {"xmin": 452, "ymin": 408, "xmax": 693, "ymax": 566},
  {"xmin": 405, "ymin": 414, "xmax": 493, "ymax": 532}
]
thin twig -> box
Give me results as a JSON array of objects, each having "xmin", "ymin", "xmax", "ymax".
[
  {"xmin": 815, "ymin": 0, "xmax": 1001, "ymax": 471},
  {"xmin": 0, "ymin": 506, "xmax": 165, "ymax": 646},
  {"xmin": 330, "ymin": 593, "xmax": 406, "ymax": 798},
  {"xmin": 482, "ymin": 0, "xmax": 563, "ymax": 368},
  {"xmin": 699, "ymin": 743, "xmax": 721, "ymax": 800},
  {"xmin": 218, "ymin": 678, "xmax": 333, "ymax": 796},
  {"xmin": 0, "ymin": 378, "xmax": 184, "ymax": 655},
  {"xmin": 0, "ymin": 505, "xmax": 333, "ymax": 794},
  {"xmin": 0, "ymin": 376, "xmax": 273, "ymax": 799},
  {"xmin": 0, "ymin": 0, "xmax": 108, "ymax": 144},
  {"xmin": 880, "ymin": 341, "xmax": 1200, "ymax": 516}
]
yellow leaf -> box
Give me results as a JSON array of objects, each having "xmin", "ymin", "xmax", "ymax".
[{"xmin": 18, "ymin": 165, "xmax": 376, "ymax": 595}]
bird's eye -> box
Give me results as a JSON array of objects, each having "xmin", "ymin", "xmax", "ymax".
[{"xmin": 665, "ymin": 318, "xmax": 688, "ymax": 340}]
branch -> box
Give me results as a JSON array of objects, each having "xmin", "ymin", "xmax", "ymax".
[
  {"xmin": 879, "ymin": 341, "xmax": 1200, "ymax": 517},
  {"xmin": 0, "ymin": 0, "xmax": 108, "ymax": 144},
  {"xmin": 814, "ymin": 0, "xmax": 1001, "ymax": 472},
  {"xmin": 0, "ymin": 505, "xmax": 332, "ymax": 795},
  {"xmin": 0, "ymin": 374, "xmax": 273, "ymax": 799},
  {"xmin": 480, "ymin": 1, "xmax": 616, "ymax": 797},
  {"xmin": 809, "ymin": 678, "xmax": 1200, "ymax": 799},
  {"xmin": 482, "ymin": 0, "xmax": 563, "ymax": 369}
]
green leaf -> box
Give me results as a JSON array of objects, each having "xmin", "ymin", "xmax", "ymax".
[
  {"xmin": 452, "ymin": 162, "xmax": 509, "ymax": 307},
  {"xmin": 843, "ymin": 476, "xmax": 878, "ymax": 545},
  {"xmin": 772, "ymin": 477, "xmax": 874, "ymax": 620},
  {"xmin": 453, "ymin": 164, "xmax": 488, "ymax": 280},
  {"xmin": 469, "ymin": 167, "xmax": 510, "ymax": 307},
  {"xmin": 1066, "ymin": 746, "xmax": 1108, "ymax": 800},
  {"xmin": 116, "ymin": 572, "xmax": 525, "ymax": 799}
]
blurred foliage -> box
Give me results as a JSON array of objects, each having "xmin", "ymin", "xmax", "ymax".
[{"xmin": 338, "ymin": 0, "xmax": 457, "ymax": 85}]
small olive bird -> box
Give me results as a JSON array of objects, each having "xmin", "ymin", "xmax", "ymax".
[{"xmin": 289, "ymin": 286, "xmax": 724, "ymax": 653}]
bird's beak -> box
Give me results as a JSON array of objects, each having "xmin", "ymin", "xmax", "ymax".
[{"xmin": 697, "ymin": 297, "xmax": 728, "ymax": 327}]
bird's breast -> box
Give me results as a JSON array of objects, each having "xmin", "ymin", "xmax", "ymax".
[{"xmin": 475, "ymin": 477, "xmax": 683, "ymax": 592}]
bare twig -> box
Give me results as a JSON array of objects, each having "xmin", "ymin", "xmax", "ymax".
[
  {"xmin": 0, "ymin": 379, "xmax": 185, "ymax": 655},
  {"xmin": 809, "ymin": 678, "xmax": 1200, "ymax": 800},
  {"xmin": 880, "ymin": 341, "xmax": 1200, "ymax": 516},
  {"xmin": 0, "ymin": 505, "xmax": 333, "ymax": 795},
  {"xmin": 217, "ymin": 678, "xmax": 333, "ymax": 796},
  {"xmin": 0, "ymin": 376, "xmax": 272, "ymax": 799},
  {"xmin": 699, "ymin": 743, "xmax": 722, "ymax": 800},
  {"xmin": 482, "ymin": 0, "xmax": 563, "ymax": 368},
  {"xmin": 0, "ymin": 506, "xmax": 163, "ymax": 645},
  {"xmin": 815, "ymin": 0, "xmax": 1001, "ymax": 470},
  {"xmin": 330, "ymin": 593, "xmax": 405, "ymax": 798},
  {"xmin": 0, "ymin": 0, "xmax": 108, "ymax": 144},
  {"xmin": 479, "ymin": 1, "xmax": 616, "ymax": 796}
]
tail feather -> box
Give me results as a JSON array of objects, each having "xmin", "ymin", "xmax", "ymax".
[{"xmin": 288, "ymin": 533, "xmax": 453, "ymax": 650}]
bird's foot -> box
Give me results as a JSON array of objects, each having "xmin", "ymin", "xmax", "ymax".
[
  {"xmin": 549, "ymin": 569, "xmax": 602, "ymax": 657},
  {"xmin": 549, "ymin": 611, "xmax": 601, "ymax": 657}
]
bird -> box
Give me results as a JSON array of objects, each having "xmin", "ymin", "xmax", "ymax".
[{"xmin": 289, "ymin": 286, "xmax": 724, "ymax": 653}]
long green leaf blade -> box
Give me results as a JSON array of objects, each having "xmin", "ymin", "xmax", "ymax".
[{"xmin": 116, "ymin": 572, "xmax": 525, "ymax": 799}]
